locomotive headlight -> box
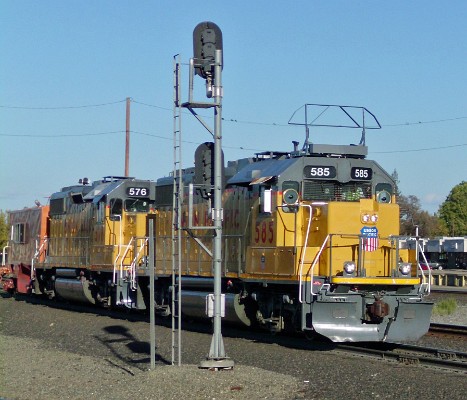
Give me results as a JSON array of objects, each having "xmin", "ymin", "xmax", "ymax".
[
  {"xmin": 398, "ymin": 262, "xmax": 412, "ymax": 276},
  {"xmin": 361, "ymin": 214, "xmax": 370, "ymax": 223},
  {"xmin": 343, "ymin": 261, "xmax": 356, "ymax": 275},
  {"xmin": 283, "ymin": 188, "xmax": 299, "ymax": 206},
  {"xmin": 370, "ymin": 214, "xmax": 378, "ymax": 223}
]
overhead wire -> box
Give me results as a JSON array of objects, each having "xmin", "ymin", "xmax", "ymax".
[
  {"xmin": 1, "ymin": 98, "xmax": 467, "ymax": 154},
  {"xmin": 371, "ymin": 142, "xmax": 467, "ymax": 154},
  {"xmin": 0, "ymin": 99, "xmax": 127, "ymax": 110},
  {"xmin": 0, "ymin": 131, "xmax": 124, "ymax": 138},
  {"xmin": 2, "ymin": 97, "xmax": 467, "ymax": 127}
]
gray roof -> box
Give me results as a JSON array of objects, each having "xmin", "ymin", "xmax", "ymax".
[
  {"xmin": 227, "ymin": 157, "xmax": 298, "ymax": 185},
  {"xmin": 83, "ymin": 180, "xmax": 124, "ymax": 204}
]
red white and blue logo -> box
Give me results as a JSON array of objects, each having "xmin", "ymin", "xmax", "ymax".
[{"xmin": 361, "ymin": 226, "xmax": 379, "ymax": 252}]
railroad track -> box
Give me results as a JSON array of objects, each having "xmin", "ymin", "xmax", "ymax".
[
  {"xmin": 334, "ymin": 323, "xmax": 467, "ymax": 373},
  {"xmin": 429, "ymin": 323, "xmax": 467, "ymax": 336},
  {"xmin": 336, "ymin": 342, "xmax": 467, "ymax": 373}
]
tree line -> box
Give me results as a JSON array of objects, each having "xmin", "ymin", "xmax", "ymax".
[{"xmin": 393, "ymin": 171, "xmax": 466, "ymax": 237}]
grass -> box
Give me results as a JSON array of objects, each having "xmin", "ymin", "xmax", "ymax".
[{"xmin": 433, "ymin": 298, "xmax": 458, "ymax": 316}]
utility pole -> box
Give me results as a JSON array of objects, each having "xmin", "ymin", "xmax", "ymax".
[{"xmin": 125, "ymin": 97, "xmax": 130, "ymax": 176}]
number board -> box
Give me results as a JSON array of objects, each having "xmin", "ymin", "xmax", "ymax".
[
  {"xmin": 303, "ymin": 165, "xmax": 337, "ymax": 179},
  {"xmin": 351, "ymin": 167, "xmax": 372, "ymax": 180},
  {"xmin": 126, "ymin": 187, "xmax": 149, "ymax": 197}
]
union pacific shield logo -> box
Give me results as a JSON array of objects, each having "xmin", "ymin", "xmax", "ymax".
[{"xmin": 361, "ymin": 226, "xmax": 379, "ymax": 252}]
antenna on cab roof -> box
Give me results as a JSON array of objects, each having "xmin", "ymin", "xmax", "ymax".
[{"xmin": 288, "ymin": 103, "xmax": 381, "ymax": 150}]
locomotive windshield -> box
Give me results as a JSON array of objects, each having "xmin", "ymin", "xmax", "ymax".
[{"xmin": 124, "ymin": 198, "xmax": 150, "ymax": 212}]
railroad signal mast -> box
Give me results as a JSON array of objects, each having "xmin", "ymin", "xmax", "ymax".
[{"xmin": 175, "ymin": 21, "xmax": 234, "ymax": 369}]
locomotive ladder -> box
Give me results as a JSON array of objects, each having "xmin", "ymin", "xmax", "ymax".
[{"xmin": 171, "ymin": 55, "xmax": 183, "ymax": 366}]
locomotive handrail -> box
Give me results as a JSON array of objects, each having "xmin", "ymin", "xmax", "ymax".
[
  {"xmin": 301, "ymin": 233, "xmax": 428, "ymax": 302},
  {"xmin": 112, "ymin": 215, "xmax": 122, "ymax": 284},
  {"xmin": 119, "ymin": 237, "xmax": 135, "ymax": 282},
  {"xmin": 388, "ymin": 234, "xmax": 432, "ymax": 295},
  {"xmin": 31, "ymin": 236, "xmax": 48, "ymax": 279},
  {"xmin": 278, "ymin": 202, "xmax": 329, "ymax": 303},
  {"xmin": 297, "ymin": 204, "xmax": 313, "ymax": 302},
  {"xmin": 1, "ymin": 246, "xmax": 8, "ymax": 266},
  {"xmin": 416, "ymin": 240, "xmax": 432, "ymax": 294},
  {"xmin": 300, "ymin": 234, "xmax": 330, "ymax": 302},
  {"xmin": 129, "ymin": 237, "xmax": 149, "ymax": 290}
]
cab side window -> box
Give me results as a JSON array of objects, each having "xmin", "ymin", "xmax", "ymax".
[
  {"xmin": 12, "ymin": 223, "xmax": 26, "ymax": 243},
  {"xmin": 110, "ymin": 198, "xmax": 123, "ymax": 216},
  {"xmin": 259, "ymin": 186, "xmax": 272, "ymax": 214}
]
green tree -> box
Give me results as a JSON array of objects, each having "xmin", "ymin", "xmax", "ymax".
[
  {"xmin": 438, "ymin": 181, "xmax": 467, "ymax": 236},
  {"xmin": 398, "ymin": 194, "xmax": 421, "ymax": 235},
  {"xmin": 393, "ymin": 168, "xmax": 446, "ymax": 237},
  {"xmin": 0, "ymin": 210, "xmax": 8, "ymax": 249},
  {"xmin": 398, "ymin": 194, "xmax": 446, "ymax": 237},
  {"xmin": 390, "ymin": 169, "xmax": 401, "ymax": 197}
]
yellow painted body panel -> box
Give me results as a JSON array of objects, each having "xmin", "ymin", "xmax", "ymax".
[
  {"xmin": 155, "ymin": 187, "xmax": 414, "ymax": 287},
  {"xmin": 44, "ymin": 203, "xmax": 151, "ymax": 272},
  {"xmin": 331, "ymin": 277, "xmax": 420, "ymax": 285}
]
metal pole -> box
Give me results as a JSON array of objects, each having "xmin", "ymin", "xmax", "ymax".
[
  {"xmin": 200, "ymin": 49, "xmax": 234, "ymax": 369},
  {"xmin": 149, "ymin": 219, "xmax": 156, "ymax": 370},
  {"xmin": 125, "ymin": 97, "xmax": 130, "ymax": 176}
]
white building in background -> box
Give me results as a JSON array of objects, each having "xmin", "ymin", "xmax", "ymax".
[{"xmin": 423, "ymin": 237, "xmax": 467, "ymax": 268}]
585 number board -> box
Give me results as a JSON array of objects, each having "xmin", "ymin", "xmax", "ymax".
[
  {"xmin": 303, "ymin": 165, "xmax": 337, "ymax": 179},
  {"xmin": 303, "ymin": 166, "xmax": 373, "ymax": 180}
]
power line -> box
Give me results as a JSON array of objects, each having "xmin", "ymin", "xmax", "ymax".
[
  {"xmin": 2, "ymin": 97, "xmax": 467, "ymax": 128},
  {"xmin": 132, "ymin": 130, "xmax": 262, "ymax": 150},
  {"xmin": 384, "ymin": 116, "xmax": 467, "ymax": 127},
  {"xmin": 2, "ymin": 98, "xmax": 467, "ymax": 154},
  {"xmin": 130, "ymin": 100, "xmax": 172, "ymax": 111},
  {"xmin": 0, "ymin": 131, "xmax": 124, "ymax": 137},
  {"xmin": 372, "ymin": 142, "xmax": 467, "ymax": 154},
  {"xmin": 0, "ymin": 99, "xmax": 126, "ymax": 110},
  {"xmin": 131, "ymin": 99, "xmax": 467, "ymax": 128},
  {"xmin": 2, "ymin": 128, "xmax": 466, "ymax": 155},
  {"xmin": 0, "ymin": 128, "xmax": 265, "ymax": 153}
]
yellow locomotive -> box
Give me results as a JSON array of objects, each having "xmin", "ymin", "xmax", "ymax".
[
  {"xmin": 31, "ymin": 176, "xmax": 157, "ymax": 308},
  {"xmin": 3, "ymin": 134, "xmax": 433, "ymax": 343},
  {"xmin": 152, "ymin": 137, "xmax": 432, "ymax": 342}
]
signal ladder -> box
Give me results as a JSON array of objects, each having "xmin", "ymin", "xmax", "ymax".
[{"xmin": 171, "ymin": 55, "xmax": 183, "ymax": 366}]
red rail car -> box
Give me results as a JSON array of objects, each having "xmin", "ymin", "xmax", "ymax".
[{"xmin": 0, "ymin": 205, "xmax": 49, "ymax": 293}]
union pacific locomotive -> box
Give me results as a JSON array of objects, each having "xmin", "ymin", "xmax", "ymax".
[{"xmin": 1, "ymin": 127, "xmax": 433, "ymax": 343}]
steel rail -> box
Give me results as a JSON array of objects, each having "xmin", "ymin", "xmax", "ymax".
[
  {"xmin": 335, "ymin": 342, "xmax": 467, "ymax": 373},
  {"xmin": 429, "ymin": 323, "xmax": 467, "ymax": 336}
]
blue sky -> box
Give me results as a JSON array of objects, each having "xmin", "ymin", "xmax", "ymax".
[{"xmin": 1, "ymin": 1, "xmax": 466, "ymax": 214}]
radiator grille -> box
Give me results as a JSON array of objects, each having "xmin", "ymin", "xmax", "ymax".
[{"xmin": 302, "ymin": 181, "xmax": 372, "ymax": 202}]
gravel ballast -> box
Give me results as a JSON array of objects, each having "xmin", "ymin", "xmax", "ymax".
[
  {"xmin": 1, "ymin": 292, "xmax": 466, "ymax": 400},
  {"xmin": 0, "ymin": 334, "xmax": 303, "ymax": 399}
]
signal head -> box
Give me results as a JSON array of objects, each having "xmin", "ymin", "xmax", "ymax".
[{"xmin": 193, "ymin": 21, "xmax": 223, "ymax": 79}]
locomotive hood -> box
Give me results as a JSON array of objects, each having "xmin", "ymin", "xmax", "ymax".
[
  {"xmin": 226, "ymin": 157, "xmax": 298, "ymax": 186},
  {"xmin": 83, "ymin": 180, "xmax": 125, "ymax": 204}
]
